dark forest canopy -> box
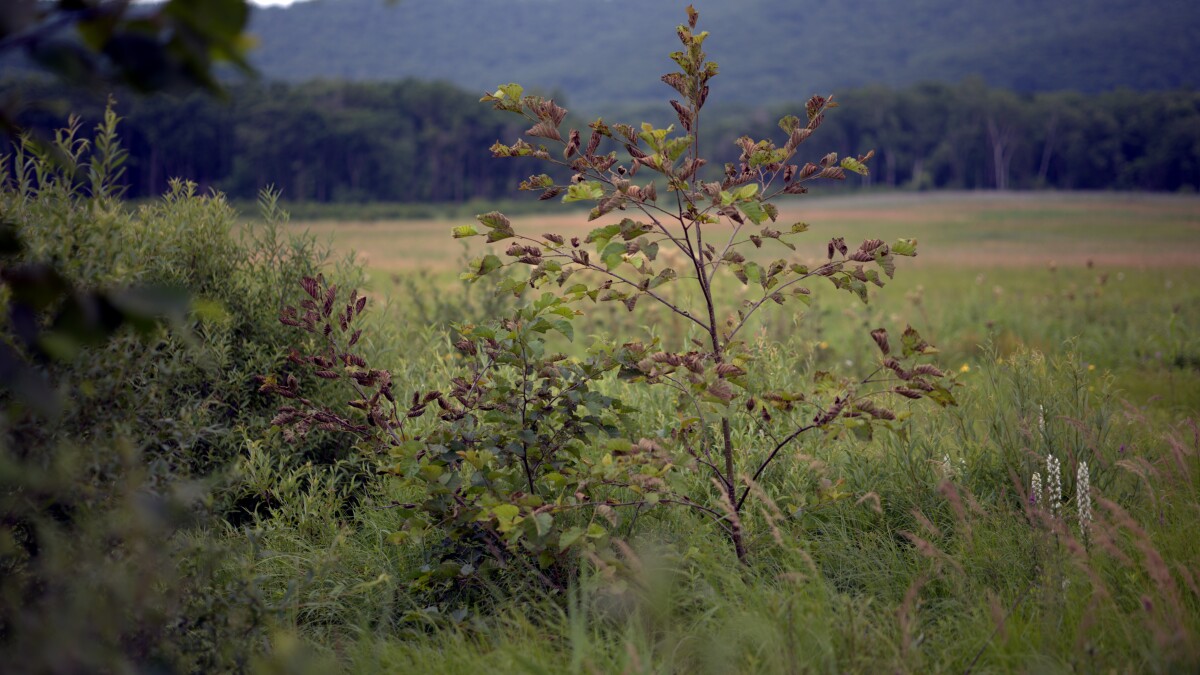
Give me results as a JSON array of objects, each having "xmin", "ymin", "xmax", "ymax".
[
  {"xmin": 245, "ymin": 0, "xmax": 1200, "ymax": 108},
  {"xmin": 4, "ymin": 77, "xmax": 1199, "ymax": 202}
]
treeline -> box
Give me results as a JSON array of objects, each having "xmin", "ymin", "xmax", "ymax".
[
  {"xmin": 807, "ymin": 82, "xmax": 1200, "ymax": 191},
  {"xmin": 4, "ymin": 78, "xmax": 542, "ymax": 203},
  {"xmin": 4, "ymin": 77, "xmax": 1199, "ymax": 202}
]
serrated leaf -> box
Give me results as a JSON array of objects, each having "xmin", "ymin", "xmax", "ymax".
[
  {"xmin": 564, "ymin": 182, "xmax": 605, "ymax": 203},
  {"xmin": 744, "ymin": 261, "xmax": 763, "ymax": 284},
  {"xmin": 741, "ymin": 200, "xmax": 768, "ymax": 225},
  {"xmin": 533, "ymin": 512, "xmax": 554, "ymax": 537},
  {"xmin": 586, "ymin": 223, "xmax": 622, "ymax": 248},
  {"xmin": 778, "ymin": 115, "xmax": 802, "ymax": 134},
  {"xmin": 704, "ymin": 378, "xmax": 735, "ymax": 404},
  {"xmin": 648, "ymin": 267, "xmax": 677, "ymax": 289},
  {"xmin": 893, "ymin": 238, "xmax": 918, "ymax": 256},
  {"xmin": 790, "ymin": 222, "xmax": 810, "ymax": 233},
  {"xmin": 496, "ymin": 83, "xmax": 524, "ymax": 101},
  {"xmin": 875, "ymin": 251, "xmax": 896, "ymax": 279},
  {"xmin": 468, "ymin": 254, "xmax": 502, "ymax": 278},
  {"xmin": 558, "ymin": 526, "xmax": 586, "ymax": 552},
  {"xmin": 552, "ymin": 319, "xmax": 575, "ymax": 342},
  {"xmin": 601, "ymin": 242, "xmax": 626, "ymax": 270},
  {"xmin": 840, "ymin": 156, "xmax": 870, "ymax": 176},
  {"xmin": 735, "ymin": 183, "xmax": 759, "ymax": 200},
  {"xmin": 451, "ymin": 225, "xmax": 479, "ymax": 238},
  {"xmin": 926, "ymin": 386, "xmax": 958, "ymax": 407}
]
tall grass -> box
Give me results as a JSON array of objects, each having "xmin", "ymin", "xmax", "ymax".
[{"xmin": 234, "ymin": 262, "xmax": 1200, "ymax": 672}]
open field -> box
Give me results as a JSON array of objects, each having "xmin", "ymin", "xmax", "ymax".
[
  {"xmin": 260, "ymin": 192, "xmax": 1200, "ymax": 672},
  {"xmin": 8, "ymin": 178, "xmax": 1200, "ymax": 672},
  {"xmin": 284, "ymin": 192, "xmax": 1200, "ymax": 415},
  {"xmin": 286, "ymin": 192, "xmax": 1200, "ymax": 274}
]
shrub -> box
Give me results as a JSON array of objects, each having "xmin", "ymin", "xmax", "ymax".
[
  {"xmin": 0, "ymin": 105, "xmax": 368, "ymax": 670},
  {"xmin": 267, "ymin": 5, "xmax": 953, "ymax": 596}
]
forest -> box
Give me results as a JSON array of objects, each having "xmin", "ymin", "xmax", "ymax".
[
  {"xmin": 5, "ymin": 76, "xmax": 1200, "ymax": 202},
  {"xmin": 245, "ymin": 0, "xmax": 1200, "ymax": 105}
]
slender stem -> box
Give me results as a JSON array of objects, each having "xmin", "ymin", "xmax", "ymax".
[
  {"xmin": 509, "ymin": 233, "xmax": 710, "ymax": 332},
  {"xmin": 963, "ymin": 578, "xmax": 1036, "ymax": 674},
  {"xmin": 735, "ymin": 424, "xmax": 817, "ymax": 511},
  {"xmin": 726, "ymin": 261, "xmax": 842, "ymax": 342},
  {"xmin": 517, "ymin": 337, "xmax": 537, "ymax": 496}
]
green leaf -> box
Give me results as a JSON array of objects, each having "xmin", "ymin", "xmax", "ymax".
[
  {"xmin": 735, "ymin": 183, "xmax": 759, "ymax": 200},
  {"xmin": 477, "ymin": 211, "xmax": 515, "ymax": 242},
  {"xmin": 477, "ymin": 211, "xmax": 510, "ymax": 230},
  {"xmin": 892, "ymin": 238, "xmax": 918, "ymax": 256},
  {"xmin": 464, "ymin": 253, "xmax": 502, "ymax": 280},
  {"xmin": 741, "ymin": 199, "xmax": 768, "ymax": 225},
  {"xmin": 586, "ymin": 523, "xmax": 607, "ymax": 539},
  {"xmin": 743, "ymin": 261, "xmax": 763, "ymax": 284},
  {"xmin": 558, "ymin": 526, "xmax": 586, "ymax": 552},
  {"xmin": 552, "ymin": 319, "xmax": 574, "ymax": 341},
  {"xmin": 840, "ymin": 156, "xmax": 870, "ymax": 176},
  {"xmin": 495, "ymin": 83, "xmax": 524, "ymax": 101},
  {"xmin": 901, "ymin": 326, "xmax": 937, "ymax": 357},
  {"xmin": 564, "ymin": 182, "xmax": 605, "ymax": 203},
  {"xmin": 491, "ymin": 504, "xmax": 519, "ymax": 519},
  {"xmin": 452, "ymin": 225, "xmax": 479, "ymax": 238},
  {"xmin": 875, "ymin": 251, "xmax": 896, "ymax": 279},
  {"xmin": 790, "ymin": 222, "xmax": 810, "ymax": 233},
  {"xmin": 664, "ymin": 135, "xmax": 694, "ymax": 161},
  {"xmin": 533, "ymin": 512, "xmax": 554, "ymax": 537},
  {"xmin": 926, "ymin": 386, "xmax": 958, "ymax": 407},
  {"xmin": 601, "ymin": 242, "xmax": 626, "ymax": 270},
  {"xmin": 648, "ymin": 267, "xmax": 676, "ymax": 289},
  {"xmin": 619, "ymin": 219, "xmax": 654, "ymax": 240},
  {"xmin": 585, "ymin": 223, "xmax": 622, "ymax": 252}
]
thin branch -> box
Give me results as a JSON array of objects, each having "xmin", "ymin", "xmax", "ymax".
[
  {"xmin": 735, "ymin": 423, "xmax": 817, "ymax": 511},
  {"xmin": 725, "ymin": 261, "xmax": 843, "ymax": 342}
]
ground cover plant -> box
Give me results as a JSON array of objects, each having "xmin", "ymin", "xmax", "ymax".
[{"xmin": 1, "ymin": 6, "xmax": 1199, "ymax": 674}]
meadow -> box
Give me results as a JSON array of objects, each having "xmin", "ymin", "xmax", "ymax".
[
  {"xmin": 222, "ymin": 191, "xmax": 1200, "ymax": 671},
  {"xmin": 5, "ymin": 122, "xmax": 1200, "ymax": 672},
  {"xmin": 297, "ymin": 192, "xmax": 1200, "ymax": 414}
]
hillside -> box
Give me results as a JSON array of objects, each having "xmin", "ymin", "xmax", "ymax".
[{"xmin": 249, "ymin": 0, "xmax": 1200, "ymax": 108}]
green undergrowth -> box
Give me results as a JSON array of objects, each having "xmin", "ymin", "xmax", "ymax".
[
  {"xmin": 4, "ymin": 112, "xmax": 1199, "ymax": 673},
  {"xmin": 245, "ymin": 337, "xmax": 1200, "ymax": 673},
  {"xmin": 237, "ymin": 261, "xmax": 1200, "ymax": 672}
]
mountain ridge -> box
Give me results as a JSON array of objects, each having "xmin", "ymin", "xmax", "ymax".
[{"xmin": 248, "ymin": 0, "xmax": 1200, "ymax": 108}]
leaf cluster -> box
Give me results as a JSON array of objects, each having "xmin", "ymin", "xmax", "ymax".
[{"xmin": 268, "ymin": 6, "xmax": 956, "ymax": 583}]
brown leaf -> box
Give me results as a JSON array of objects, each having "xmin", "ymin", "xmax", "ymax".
[
  {"xmin": 870, "ymin": 328, "xmax": 890, "ymax": 355},
  {"xmin": 301, "ymin": 276, "xmax": 320, "ymax": 300},
  {"xmin": 526, "ymin": 120, "xmax": 562, "ymax": 141},
  {"xmin": 564, "ymin": 129, "xmax": 581, "ymax": 158}
]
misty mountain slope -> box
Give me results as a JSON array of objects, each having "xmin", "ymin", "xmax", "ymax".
[{"xmin": 248, "ymin": 0, "xmax": 1200, "ymax": 107}]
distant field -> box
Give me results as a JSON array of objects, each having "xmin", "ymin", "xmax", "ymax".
[
  {"xmin": 276, "ymin": 191, "xmax": 1200, "ymax": 416},
  {"xmin": 283, "ymin": 192, "xmax": 1200, "ymax": 275}
]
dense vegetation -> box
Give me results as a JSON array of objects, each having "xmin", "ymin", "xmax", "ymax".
[
  {"xmin": 3, "ymin": 6, "xmax": 1199, "ymax": 673},
  {"xmin": 3, "ymin": 108, "xmax": 1199, "ymax": 673},
  {"xmin": 5, "ymin": 77, "xmax": 1199, "ymax": 203},
  {"xmin": 245, "ymin": 0, "xmax": 1200, "ymax": 106}
]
